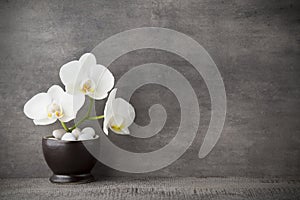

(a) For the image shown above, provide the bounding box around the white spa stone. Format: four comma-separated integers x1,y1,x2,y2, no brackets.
52,129,66,139
61,132,76,141
81,127,95,137
77,127,96,141
77,133,94,141
71,128,81,139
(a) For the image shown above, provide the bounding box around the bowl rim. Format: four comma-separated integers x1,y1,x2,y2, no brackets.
42,135,100,143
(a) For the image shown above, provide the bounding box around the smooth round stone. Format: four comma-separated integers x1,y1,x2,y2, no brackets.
61,133,77,141
78,133,95,141
81,127,95,137
71,128,81,139
52,129,66,139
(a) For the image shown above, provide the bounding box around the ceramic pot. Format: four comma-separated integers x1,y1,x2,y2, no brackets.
42,136,100,184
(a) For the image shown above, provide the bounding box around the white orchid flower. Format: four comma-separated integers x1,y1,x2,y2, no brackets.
23,85,84,125
103,89,135,135
59,53,114,100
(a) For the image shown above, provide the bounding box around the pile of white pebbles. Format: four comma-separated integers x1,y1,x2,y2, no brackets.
51,127,98,141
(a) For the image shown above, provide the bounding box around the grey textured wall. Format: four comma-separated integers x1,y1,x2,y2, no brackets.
0,0,299,178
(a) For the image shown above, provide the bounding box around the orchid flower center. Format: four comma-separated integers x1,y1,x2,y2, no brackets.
47,102,64,119
110,124,125,132
109,117,125,132
80,79,95,94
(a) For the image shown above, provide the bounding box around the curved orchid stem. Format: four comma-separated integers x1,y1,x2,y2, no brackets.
88,115,104,120
60,121,70,132
69,97,104,131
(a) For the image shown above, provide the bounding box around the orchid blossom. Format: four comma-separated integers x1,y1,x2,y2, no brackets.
23,85,84,126
103,89,135,135
59,53,114,101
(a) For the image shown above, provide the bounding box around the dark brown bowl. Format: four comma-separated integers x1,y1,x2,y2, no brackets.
42,136,100,184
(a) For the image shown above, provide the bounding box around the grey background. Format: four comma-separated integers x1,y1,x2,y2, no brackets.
0,0,299,178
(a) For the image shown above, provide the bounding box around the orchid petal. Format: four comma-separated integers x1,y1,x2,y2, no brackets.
65,83,81,95
89,65,114,100
59,60,81,86
24,93,51,120
112,98,135,127
121,127,130,135
79,53,96,71
33,118,56,125
73,94,85,112
109,126,122,134
59,114,75,123
103,121,109,135
105,89,117,111
47,85,65,103
59,93,77,122
103,89,117,135
109,125,130,135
